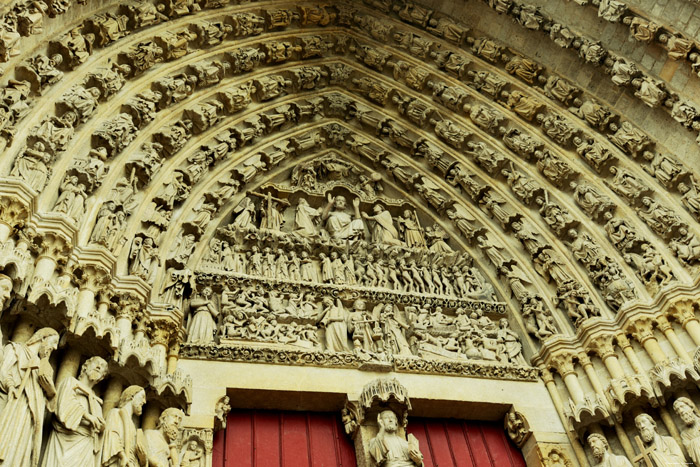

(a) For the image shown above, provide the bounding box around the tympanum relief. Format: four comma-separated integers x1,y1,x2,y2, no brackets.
185,154,525,370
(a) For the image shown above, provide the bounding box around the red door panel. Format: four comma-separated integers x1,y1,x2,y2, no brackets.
219,409,356,466
407,418,526,467
218,411,525,467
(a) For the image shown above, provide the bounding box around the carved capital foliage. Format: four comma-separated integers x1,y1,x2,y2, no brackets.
73,263,111,292
626,318,656,344
36,231,72,262
655,315,672,333
668,299,698,326
0,196,30,230
588,335,616,359
149,318,179,347
549,352,576,377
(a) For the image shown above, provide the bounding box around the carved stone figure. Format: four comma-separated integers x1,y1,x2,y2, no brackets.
633,77,667,108
186,287,218,345
51,27,94,69
11,142,52,191
101,386,147,467
369,409,423,466
634,413,686,466
606,55,640,86
587,433,632,466
571,181,615,221
0,328,59,467
320,297,350,352
363,205,401,246
42,356,108,467
505,55,541,83
322,194,364,242
144,408,184,467
673,397,700,465
607,166,648,202
624,17,659,43
54,176,87,220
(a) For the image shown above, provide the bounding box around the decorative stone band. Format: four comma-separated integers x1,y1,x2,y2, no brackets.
180,343,540,381
195,271,507,315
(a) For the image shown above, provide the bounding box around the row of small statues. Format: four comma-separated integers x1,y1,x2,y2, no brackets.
200,242,494,299
0,327,204,467
227,192,436,249
186,288,524,365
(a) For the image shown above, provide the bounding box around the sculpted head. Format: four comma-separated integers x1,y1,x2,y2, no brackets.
587,433,609,462
158,407,185,441
80,356,108,384
27,327,59,358
673,397,699,426
120,385,147,415
635,413,657,443
378,410,399,434
334,195,347,209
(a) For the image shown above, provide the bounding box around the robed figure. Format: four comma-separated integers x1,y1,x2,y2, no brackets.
634,413,686,466
369,410,423,467
587,433,632,467
186,286,218,345
673,397,700,465
363,205,401,246
101,385,147,467
42,356,108,467
0,328,60,467
320,297,350,352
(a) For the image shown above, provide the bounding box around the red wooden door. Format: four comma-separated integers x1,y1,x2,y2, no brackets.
214,411,526,467
408,418,527,467
213,409,357,467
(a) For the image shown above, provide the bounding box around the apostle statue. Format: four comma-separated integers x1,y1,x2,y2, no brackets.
634,413,686,466
321,194,364,241
369,409,423,466
101,385,148,467
144,407,185,467
673,397,700,465
362,205,402,246
587,433,632,467
42,356,109,467
0,327,59,467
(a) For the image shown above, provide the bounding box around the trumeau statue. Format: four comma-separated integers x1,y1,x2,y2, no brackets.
0,328,59,467
369,409,423,466
587,434,632,467
634,413,686,466
101,385,148,467
42,356,108,467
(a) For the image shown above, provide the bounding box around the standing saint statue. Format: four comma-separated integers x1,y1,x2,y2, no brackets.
369,409,423,466
144,407,185,467
101,385,148,467
321,194,364,241
587,433,632,467
673,397,700,465
634,413,686,466
42,356,109,467
0,327,60,467
186,286,218,345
